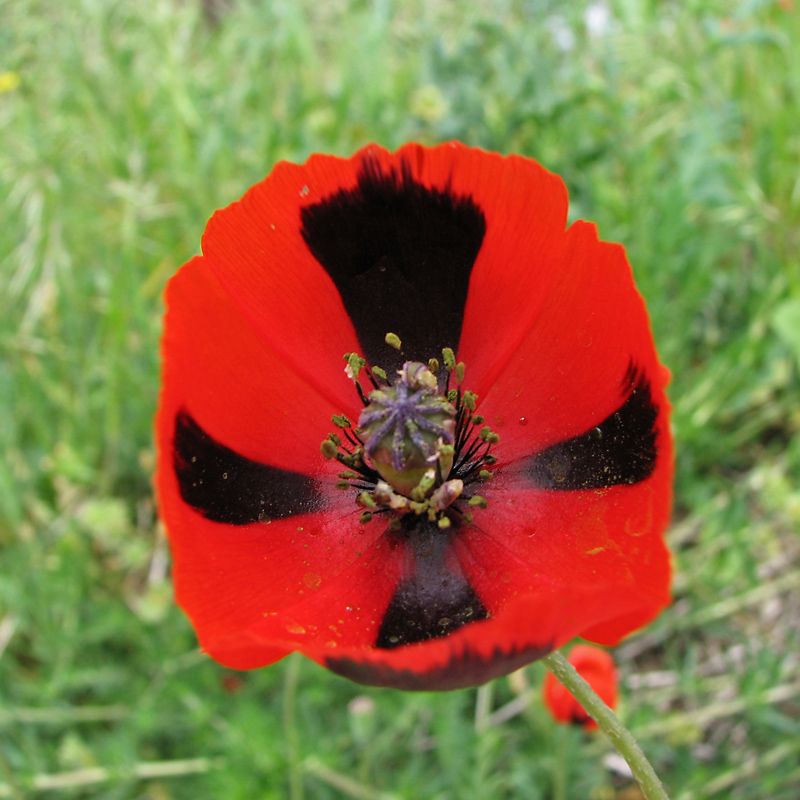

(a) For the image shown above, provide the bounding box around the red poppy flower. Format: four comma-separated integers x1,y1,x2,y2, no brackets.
543,644,618,730
155,142,673,691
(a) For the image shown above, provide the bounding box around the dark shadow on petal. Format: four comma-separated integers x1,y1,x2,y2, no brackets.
326,640,553,691
300,152,486,373
173,410,323,524
376,518,488,649
525,366,659,490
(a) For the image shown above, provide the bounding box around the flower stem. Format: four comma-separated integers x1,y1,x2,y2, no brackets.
542,650,670,800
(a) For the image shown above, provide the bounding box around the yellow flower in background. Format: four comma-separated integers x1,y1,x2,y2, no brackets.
0,72,21,93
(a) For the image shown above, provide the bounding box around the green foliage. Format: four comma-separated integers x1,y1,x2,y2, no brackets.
1,0,798,797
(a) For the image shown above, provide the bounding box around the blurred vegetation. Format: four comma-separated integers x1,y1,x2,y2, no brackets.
1,0,799,798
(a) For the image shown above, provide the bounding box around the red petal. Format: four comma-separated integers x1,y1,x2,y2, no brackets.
200,529,406,671
456,456,672,648
453,150,569,391
200,158,366,405
157,256,360,472
467,221,669,465
156,258,383,650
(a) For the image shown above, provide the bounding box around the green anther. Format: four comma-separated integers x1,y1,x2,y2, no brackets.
357,491,377,510
359,511,373,524
427,507,437,522
338,471,359,479
372,366,387,383
335,480,350,490
442,347,456,371
479,469,493,481
463,512,474,524
456,362,466,383
479,426,500,444
468,495,488,508
411,486,427,502
438,516,451,529
320,440,338,460
428,357,439,373
332,414,351,428
447,389,458,403
472,414,484,425
438,444,455,462
462,391,477,411
328,433,343,446
484,455,498,466
385,332,402,350
418,470,436,494
345,352,366,376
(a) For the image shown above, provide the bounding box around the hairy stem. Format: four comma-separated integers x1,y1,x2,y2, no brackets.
542,650,670,800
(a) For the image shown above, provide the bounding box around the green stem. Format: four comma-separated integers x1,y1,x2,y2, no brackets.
542,650,670,800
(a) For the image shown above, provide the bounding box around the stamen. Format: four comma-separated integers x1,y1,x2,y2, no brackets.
442,347,456,371
385,332,402,350
320,440,338,460
322,345,501,530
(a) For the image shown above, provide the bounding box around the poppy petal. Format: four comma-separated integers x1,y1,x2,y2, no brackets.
300,144,486,373
157,257,389,646
173,410,320,524
454,460,672,648
467,221,669,468
194,499,664,690
372,519,489,649
201,143,490,386
157,256,360,474
524,366,658,490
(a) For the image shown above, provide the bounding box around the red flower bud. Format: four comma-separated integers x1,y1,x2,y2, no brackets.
543,645,618,730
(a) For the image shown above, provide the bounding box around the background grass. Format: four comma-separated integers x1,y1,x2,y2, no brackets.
1,0,799,797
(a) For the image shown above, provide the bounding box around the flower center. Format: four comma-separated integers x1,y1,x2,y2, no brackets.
359,361,456,495
321,335,498,529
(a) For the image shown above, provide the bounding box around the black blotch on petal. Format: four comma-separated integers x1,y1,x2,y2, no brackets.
375,518,488,649
525,367,659,490
326,641,553,692
173,410,322,524
300,152,486,373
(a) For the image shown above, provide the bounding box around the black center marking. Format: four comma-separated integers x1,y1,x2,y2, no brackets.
525,366,659,490
326,641,553,691
300,153,486,373
173,410,323,524
375,518,488,649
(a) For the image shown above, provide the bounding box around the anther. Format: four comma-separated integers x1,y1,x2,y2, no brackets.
320,440,338,460
385,332,402,350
